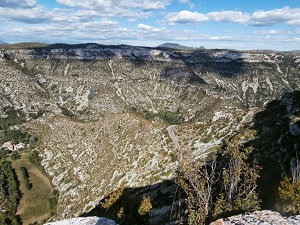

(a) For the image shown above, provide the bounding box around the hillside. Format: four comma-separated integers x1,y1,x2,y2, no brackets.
0,43,299,224
157,43,205,50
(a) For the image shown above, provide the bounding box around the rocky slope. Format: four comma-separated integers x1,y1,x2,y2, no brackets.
0,43,299,222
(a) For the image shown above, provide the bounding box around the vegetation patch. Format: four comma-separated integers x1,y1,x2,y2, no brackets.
12,157,53,225
20,166,32,190
130,107,183,125
0,107,26,130
0,159,22,224
0,128,31,146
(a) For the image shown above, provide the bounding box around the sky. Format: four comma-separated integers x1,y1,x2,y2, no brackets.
0,0,300,50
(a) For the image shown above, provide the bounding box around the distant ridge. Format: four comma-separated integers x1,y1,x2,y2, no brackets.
0,41,7,44
157,42,205,50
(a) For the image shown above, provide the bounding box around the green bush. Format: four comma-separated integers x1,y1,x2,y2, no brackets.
1,129,31,146
0,160,21,219
158,110,183,125
0,107,26,130
48,190,59,213
20,166,32,191
10,151,21,161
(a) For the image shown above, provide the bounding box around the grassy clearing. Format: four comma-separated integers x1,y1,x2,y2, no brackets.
12,156,53,225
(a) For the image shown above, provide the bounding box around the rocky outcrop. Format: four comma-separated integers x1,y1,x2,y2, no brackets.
281,92,300,137
210,210,300,225
44,217,118,225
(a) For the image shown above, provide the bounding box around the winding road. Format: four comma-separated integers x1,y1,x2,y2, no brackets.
166,125,180,149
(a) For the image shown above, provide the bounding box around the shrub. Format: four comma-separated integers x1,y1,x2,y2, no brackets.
138,196,152,216
176,137,261,224
278,177,300,214
101,185,124,209
20,166,32,190
10,151,21,161
48,190,59,213
0,107,26,130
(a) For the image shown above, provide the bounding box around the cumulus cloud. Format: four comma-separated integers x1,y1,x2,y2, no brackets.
56,0,112,10
137,23,166,32
165,10,208,25
0,6,51,23
0,0,36,8
137,23,152,30
207,11,250,23
165,10,247,25
249,6,300,26
55,0,161,20
57,0,170,11
3,18,125,44
165,7,300,26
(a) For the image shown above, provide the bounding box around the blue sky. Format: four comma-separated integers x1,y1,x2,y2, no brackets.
0,0,300,50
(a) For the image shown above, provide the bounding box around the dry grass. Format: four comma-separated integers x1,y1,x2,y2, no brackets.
12,156,53,225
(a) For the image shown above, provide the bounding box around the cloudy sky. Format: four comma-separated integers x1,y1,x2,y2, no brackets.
0,0,300,50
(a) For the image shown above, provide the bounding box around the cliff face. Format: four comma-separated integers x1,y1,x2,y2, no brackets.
0,43,299,220
1,44,299,119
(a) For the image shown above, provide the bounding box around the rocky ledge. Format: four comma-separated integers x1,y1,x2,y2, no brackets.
44,216,118,225
210,210,300,225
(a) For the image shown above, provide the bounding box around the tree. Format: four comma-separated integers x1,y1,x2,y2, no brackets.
213,138,260,218
10,151,21,161
175,137,261,224
176,155,217,224
278,157,300,214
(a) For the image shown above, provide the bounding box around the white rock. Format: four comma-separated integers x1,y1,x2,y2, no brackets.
44,216,118,225
210,210,300,225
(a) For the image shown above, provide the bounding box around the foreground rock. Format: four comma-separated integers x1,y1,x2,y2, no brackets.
44,216,118,225
210,210,300,225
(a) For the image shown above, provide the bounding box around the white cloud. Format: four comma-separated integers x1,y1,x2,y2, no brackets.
56,0,112,10
208,11,250,23
290,28,300,34
254,30,282,35
165,7,300,26
136,1,170,10
165,10,248,25
165,10,208,25
177,0,194,7
0,6,51,23
3,19,125,44
249,6,300,26
56,0,157,20
0,5,121,24
137,23,166,32
56,0,170,10
0,0,36,8
137,23,152,30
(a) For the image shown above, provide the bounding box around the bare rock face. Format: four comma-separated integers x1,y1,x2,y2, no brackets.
44,216,118,225
281,92,300,137
210,210,300,225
